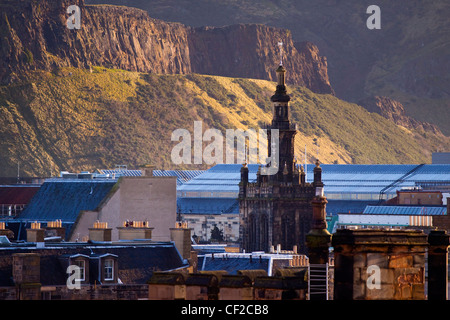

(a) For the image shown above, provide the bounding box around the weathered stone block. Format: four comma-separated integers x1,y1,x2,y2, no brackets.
352,282,365,300
413,254,425,267
390,245,409,254
411,283,425,300
366,283,395,300
367,253,388,268
353,267,360,282
353,254,366,268
389,255,413,268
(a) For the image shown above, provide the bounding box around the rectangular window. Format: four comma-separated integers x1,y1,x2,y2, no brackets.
104,259,114,281
74,259,85,281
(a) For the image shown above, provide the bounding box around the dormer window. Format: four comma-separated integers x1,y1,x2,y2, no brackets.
90,253,118,284
60,254,90,286
73,259,86,282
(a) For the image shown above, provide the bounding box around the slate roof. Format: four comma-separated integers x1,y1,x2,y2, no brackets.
326,200,378,215
200,254,270,275
17,180,117,222
0,241,187,286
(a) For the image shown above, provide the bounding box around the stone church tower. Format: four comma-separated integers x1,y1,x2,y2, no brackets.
239,62,324,254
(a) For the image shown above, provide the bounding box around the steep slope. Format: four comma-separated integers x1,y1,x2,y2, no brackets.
0,0,333,94
89,0,450,135
358,96,442,135
188,25,333,94
0,68,447,177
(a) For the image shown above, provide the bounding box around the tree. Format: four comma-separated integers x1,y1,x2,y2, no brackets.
210,225,224,242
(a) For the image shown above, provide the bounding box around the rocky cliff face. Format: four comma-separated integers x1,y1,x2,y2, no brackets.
0,0,333,94
0,0,191,80
188,25,333,93
358,96,442,135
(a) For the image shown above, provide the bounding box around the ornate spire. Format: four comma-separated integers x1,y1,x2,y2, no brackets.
271,42,290,103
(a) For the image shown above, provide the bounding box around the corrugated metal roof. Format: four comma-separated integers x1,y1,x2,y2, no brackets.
99,169,204,185
363,205,447,215
153,170,204,185
178,164,450,196
100,169,142,177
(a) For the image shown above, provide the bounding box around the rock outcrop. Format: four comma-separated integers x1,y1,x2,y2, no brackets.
188,25,334,94
0,0,333,94
0,0,191,80
358,96,442,135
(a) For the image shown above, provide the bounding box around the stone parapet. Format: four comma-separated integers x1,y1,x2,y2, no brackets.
332,228,428,300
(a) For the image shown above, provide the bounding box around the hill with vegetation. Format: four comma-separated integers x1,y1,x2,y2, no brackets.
86,0,450,136
1,67,447,177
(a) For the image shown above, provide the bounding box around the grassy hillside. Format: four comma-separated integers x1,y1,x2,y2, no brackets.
0,67,447,177
86,0,450,135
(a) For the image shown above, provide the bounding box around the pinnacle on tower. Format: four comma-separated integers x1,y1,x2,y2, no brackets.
271,64,290,103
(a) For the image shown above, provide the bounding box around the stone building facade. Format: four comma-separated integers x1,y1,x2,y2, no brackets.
70,174,177,242
239,63,323,254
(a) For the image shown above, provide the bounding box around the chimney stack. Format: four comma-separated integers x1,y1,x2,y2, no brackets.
45,219,66,241
170,222,192,260
0,222,14,240
26,222,45,243
117,220,153,240
140,164,155,177
12,253,41,300
88,221,112,242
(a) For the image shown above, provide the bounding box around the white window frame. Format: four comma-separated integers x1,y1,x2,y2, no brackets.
73,259,86,282
104,259,114,281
